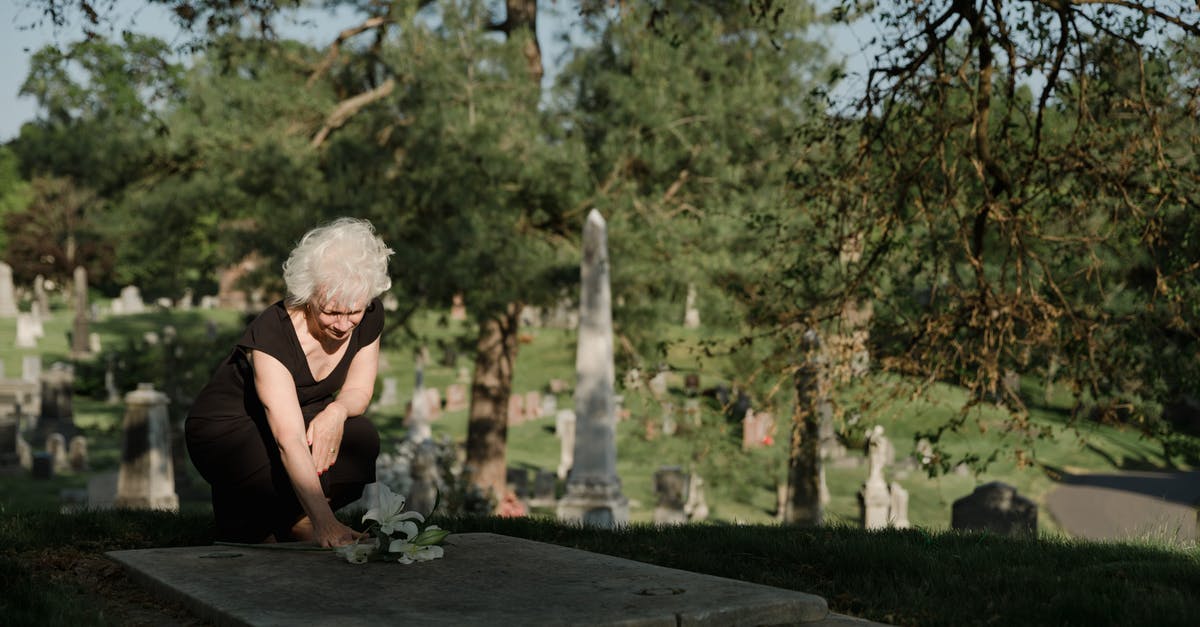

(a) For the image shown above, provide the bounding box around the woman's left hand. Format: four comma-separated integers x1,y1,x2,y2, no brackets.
307,403,349,475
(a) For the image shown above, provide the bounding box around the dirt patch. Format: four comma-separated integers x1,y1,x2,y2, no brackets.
24,549,212,626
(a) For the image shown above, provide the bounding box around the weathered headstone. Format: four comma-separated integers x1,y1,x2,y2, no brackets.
178,288,194,310
742,409,775,450
444,383,468,412
0,262,17,317
33,274,50,317
507,394,526,427
31,451,53,479
15,313,38,348
37,363,75,439
859,425,892,530
524,391,543,420
71,266,90,356
46,432,70,474
648,369,669,400
540,394,558,419
684,472,710,522
115,384,178,510
506,466,530,498
29,303,45,339
661,402,677,436
558,211,629,528
22,356,41,383
406,441,440,517
952,481,1037,536
88,332,102,354
889,481,911,529
530,469,558,507
17,431,32,471
105,357,121,404
555,409,575,480
68,434,89,472
683,283,700,329
119,285,146,315
423,387,442,420
653,466,688,524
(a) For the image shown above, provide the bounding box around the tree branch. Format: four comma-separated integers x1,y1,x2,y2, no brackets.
310,78,396,148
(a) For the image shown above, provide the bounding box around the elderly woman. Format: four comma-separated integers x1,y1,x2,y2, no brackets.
186,218,392,547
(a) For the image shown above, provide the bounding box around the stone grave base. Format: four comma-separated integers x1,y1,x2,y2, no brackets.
108,532,884,626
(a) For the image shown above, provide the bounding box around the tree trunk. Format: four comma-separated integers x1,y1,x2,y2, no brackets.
464,302,522,508
786,348,826,525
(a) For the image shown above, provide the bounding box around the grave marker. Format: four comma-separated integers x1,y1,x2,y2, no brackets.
0,262,17,317
115,384,178,510
952,481,1037,536
557,211,629,527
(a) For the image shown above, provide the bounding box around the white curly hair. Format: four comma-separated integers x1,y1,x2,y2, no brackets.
282,217,394,309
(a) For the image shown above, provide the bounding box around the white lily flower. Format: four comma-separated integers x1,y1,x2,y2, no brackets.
363,483,426,535
388,539,445,564
334,537,380,564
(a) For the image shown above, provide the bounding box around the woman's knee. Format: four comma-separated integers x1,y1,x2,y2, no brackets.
342,415,380,459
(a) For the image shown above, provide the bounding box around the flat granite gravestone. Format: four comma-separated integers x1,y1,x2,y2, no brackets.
107,533,858,627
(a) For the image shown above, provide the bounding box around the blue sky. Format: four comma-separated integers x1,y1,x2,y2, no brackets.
0,2,869,143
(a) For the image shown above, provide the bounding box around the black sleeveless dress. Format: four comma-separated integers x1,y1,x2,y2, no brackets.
185,299,383,542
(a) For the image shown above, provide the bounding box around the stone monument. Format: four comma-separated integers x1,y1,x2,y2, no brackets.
406,357,432,443
0,262,17,317
555,408,575,480
115,384,179,511
71,266,90,356
952,481,1037,536
683,283,700,329
858,425,893,529
557,210,628,527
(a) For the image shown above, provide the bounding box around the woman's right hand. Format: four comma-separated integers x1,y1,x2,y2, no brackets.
311,518,361,548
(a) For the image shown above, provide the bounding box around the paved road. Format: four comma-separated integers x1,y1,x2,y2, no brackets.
1044,470,1200,543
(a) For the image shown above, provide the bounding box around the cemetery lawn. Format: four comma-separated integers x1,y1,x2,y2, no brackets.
1,509,1199,627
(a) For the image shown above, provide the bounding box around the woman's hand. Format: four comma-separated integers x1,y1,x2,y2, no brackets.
309,517,362,548
307,402,349,474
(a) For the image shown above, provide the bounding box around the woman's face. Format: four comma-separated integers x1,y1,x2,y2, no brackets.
311,296,366,342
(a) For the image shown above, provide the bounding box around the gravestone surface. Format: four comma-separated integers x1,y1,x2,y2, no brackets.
952,482,1037,536
683,283,700,329
530,469,558,507
558,210,628,528
108,533,843,627
37,363,75,440
859,426,892,530
15,313,37,348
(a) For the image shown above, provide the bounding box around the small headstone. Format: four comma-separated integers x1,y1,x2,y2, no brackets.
540,394,558,418
444,383,468,412
199,295,218,309
684,472,710,522
742,410,775,449
889,481,910,529
457,366,471,383
423,387,442,420
29,303,45,339
529,469,558,507
88,333,102,354
143,331,160,345
46,432,70,474
68,435,89,472
104,358,121,404
507,394,526,427
547,378,570,394
15,313,37,348
524,391,542,419
951,481,1037,536
506,467,530,498
653,466,688,524
0,262,17,317
661,402,677,436
17,432,32,471
119,285,146,315
178,288,194,310
555,409,576,480
115,384,178,510
38,364,75,439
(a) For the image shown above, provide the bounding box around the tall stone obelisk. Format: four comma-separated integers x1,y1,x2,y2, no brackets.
557,209,629,527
